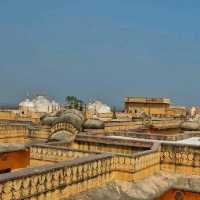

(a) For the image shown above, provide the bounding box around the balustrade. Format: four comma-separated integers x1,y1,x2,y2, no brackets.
161,144,200,167
0,154,112,200
30,145,100,162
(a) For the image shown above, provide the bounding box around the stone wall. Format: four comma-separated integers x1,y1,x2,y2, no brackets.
111,150,160,182
0,142,199,200
0,146,162,200
0,154,113,200
0,124,29,144
30,144,100,165
74,134,152,155
0,121,78,144
161,143,200,176
104,119,182,132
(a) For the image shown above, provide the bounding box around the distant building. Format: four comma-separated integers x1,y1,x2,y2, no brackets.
87,100,111,114
124,97,170,116
124,96,186,117
166,106,186,117
19,96,61,114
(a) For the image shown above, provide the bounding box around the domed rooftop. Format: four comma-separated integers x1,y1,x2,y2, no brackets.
83,119,105,129
41,109,85,131
181,121,200,131
19,99,34,108
50,130,75,143
19,95,61,113
88,100,111,114
61,109,85,121
40,116,58,126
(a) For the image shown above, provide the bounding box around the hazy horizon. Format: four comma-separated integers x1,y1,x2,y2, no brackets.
1,1,200,108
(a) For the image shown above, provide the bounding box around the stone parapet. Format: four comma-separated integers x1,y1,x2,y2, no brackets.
161,143,200,167
0,153,113,200
30,144,101,163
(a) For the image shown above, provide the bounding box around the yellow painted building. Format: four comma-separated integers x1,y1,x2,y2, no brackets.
0,109,42,123
166,106,186,117
124,97,171,116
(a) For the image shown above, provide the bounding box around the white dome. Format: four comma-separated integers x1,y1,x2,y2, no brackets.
19,96,61,113
19,99,34,108
88,100,111,114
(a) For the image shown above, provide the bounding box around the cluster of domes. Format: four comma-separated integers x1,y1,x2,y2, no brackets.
41,109,105,143
41,109,105,130
19,96,61,113
41,109,85,131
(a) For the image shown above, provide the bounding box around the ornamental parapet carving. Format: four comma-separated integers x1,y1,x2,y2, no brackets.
0,153,112,200
30,144,101,162
0,140,199,200
161,143,200,167
112,150,160,173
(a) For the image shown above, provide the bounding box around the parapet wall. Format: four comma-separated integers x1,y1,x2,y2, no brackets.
161,143,200,167
104,119,182,132
74,134,152,155
0,142,199,200
161,143,200,176
0,123,29,143
30,144,100,165
0,153,113,200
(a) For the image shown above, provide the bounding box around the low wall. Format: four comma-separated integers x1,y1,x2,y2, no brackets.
28,126,50,140
0,146,161,200
30,144,100,165
74,135,152,155
0,141,199,200
161,143,200,167
0,124,29,144
0,154,113,200
161,143,200,176
105,121,142,132
112,150,160,181
104,119,182,132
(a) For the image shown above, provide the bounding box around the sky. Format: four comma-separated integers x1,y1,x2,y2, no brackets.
0,1,200,108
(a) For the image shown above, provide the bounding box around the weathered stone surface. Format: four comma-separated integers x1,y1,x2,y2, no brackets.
83,119,105,129
181,121,200,131
65,172,200,200
50,130,75,143
41,116,58,126
41,109,85,130
53,109,85,131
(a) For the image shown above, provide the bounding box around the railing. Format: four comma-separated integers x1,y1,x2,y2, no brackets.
0,154,112,200
161,143,200,167
0,143,162,200
112,150,160,173
30,144,100,162
0,124,28,138
76,134,153,148
1,141,199,200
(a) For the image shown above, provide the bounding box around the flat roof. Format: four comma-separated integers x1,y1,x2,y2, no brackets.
124,96,171,104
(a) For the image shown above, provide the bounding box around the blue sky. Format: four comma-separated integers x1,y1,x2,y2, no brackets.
0,1,200,108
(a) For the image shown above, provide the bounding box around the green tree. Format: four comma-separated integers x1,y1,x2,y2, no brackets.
65,96,84,111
